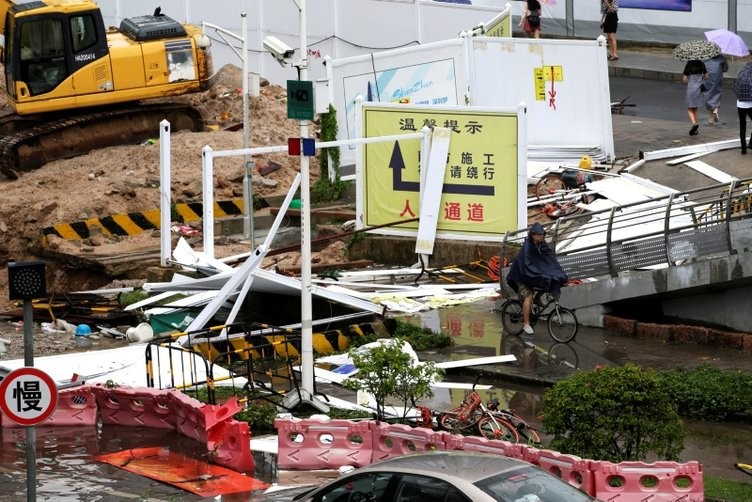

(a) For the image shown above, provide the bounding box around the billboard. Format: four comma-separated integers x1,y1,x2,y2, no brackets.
358,103,527,241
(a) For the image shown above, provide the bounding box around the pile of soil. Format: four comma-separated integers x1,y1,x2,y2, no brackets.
0,64,348,313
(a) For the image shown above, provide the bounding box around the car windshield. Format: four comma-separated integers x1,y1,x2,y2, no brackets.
474,465,594,502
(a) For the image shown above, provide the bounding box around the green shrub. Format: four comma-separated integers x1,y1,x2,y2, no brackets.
312,104,347,203
658,364,752,421
343,337,444,422
393,319,453,351
542,364,685,462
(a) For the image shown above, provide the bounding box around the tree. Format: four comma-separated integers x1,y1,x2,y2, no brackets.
542,364,685,462
342,338,444,422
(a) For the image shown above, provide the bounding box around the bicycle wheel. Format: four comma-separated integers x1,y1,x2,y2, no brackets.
478,416,520,443
501,299,524,335
534,174,566,200
548,307,578,342
440,409,482,431
518,426,542,446
548,342,579,369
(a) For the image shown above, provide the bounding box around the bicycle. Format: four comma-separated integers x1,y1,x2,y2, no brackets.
501,290,578,343
486,397,542,445
439,386,520,443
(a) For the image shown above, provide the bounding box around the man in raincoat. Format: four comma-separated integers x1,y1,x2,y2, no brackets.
506,222,568,334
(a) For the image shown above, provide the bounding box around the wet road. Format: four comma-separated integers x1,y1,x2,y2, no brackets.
1,297,752,500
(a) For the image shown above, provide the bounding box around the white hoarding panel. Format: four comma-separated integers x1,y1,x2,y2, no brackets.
470,37,614,160
330,39,468,167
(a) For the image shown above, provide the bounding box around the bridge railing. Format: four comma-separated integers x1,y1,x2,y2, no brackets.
501,176,752,281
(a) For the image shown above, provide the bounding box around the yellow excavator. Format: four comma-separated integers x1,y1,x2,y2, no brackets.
0,0,214,178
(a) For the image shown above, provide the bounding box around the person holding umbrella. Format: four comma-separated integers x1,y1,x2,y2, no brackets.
683,59,708,136
734,61,752,154
703,53,728,124
674,40,722,136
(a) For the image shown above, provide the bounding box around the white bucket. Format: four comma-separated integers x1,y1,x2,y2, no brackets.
126,323,154,343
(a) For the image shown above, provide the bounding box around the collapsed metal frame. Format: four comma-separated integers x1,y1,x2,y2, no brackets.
501,176,752,281
144,322,325,407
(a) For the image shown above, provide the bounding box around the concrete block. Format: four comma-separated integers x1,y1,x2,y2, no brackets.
636,322,671,341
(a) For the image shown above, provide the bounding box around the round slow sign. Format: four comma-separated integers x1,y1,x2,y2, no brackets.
0,367,58,426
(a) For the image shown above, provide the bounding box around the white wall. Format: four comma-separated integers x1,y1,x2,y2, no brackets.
328,35,614,166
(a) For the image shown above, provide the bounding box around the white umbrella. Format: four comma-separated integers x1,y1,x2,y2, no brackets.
673,40,722,62
704,29,750,57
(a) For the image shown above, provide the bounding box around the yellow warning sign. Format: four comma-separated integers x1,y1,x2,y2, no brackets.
361,104,520,237
534,65,564,101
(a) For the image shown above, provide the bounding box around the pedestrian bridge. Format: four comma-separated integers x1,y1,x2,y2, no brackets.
501,176,752,332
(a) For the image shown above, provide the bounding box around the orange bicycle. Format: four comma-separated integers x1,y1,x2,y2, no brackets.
439,385,520,443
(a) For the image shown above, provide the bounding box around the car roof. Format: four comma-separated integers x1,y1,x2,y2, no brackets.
356,451,528,483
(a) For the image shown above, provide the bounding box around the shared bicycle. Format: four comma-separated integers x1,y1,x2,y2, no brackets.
438,384,541,445
500,290,578,343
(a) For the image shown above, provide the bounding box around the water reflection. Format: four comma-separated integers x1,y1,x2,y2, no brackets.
0,425,214,501
1,297,751,499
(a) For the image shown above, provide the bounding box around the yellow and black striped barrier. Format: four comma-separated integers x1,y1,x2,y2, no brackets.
188,321,383,364
39,198,245,246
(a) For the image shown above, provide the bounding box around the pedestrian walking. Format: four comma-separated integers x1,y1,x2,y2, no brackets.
734,61,752,154
683,59,708,136
703,54,728,124
519,0,542,39
601,0,619,60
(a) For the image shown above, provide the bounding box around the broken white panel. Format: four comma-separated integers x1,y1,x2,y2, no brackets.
684,160,737,184
583,176,671,207
641,139,738,161
666,151,710,165
172,237,235,274
415,128,451,255
435,355,516,369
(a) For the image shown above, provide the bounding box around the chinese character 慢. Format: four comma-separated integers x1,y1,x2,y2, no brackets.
12,380,42,413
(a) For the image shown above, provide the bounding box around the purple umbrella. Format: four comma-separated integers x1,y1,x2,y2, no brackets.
704,29,750,57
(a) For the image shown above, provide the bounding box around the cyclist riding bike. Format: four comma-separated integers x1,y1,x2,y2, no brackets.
506,222,568,335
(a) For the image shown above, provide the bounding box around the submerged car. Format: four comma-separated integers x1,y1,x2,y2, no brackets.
258,450,598,501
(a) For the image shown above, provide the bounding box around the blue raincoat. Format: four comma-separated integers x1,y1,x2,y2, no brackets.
506,222,568,298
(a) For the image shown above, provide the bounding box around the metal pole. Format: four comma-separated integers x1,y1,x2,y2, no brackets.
241,11,255,243
23,299,36,501
298,0,314,396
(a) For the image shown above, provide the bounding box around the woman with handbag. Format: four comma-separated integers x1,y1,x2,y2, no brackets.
683,59,709,136
519,0,542,39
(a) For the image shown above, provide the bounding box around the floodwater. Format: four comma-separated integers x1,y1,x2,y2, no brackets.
1,299,751,500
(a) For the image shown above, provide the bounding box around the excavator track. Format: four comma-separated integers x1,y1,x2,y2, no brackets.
0,103,204,179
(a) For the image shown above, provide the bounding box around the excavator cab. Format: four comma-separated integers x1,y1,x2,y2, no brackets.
1,0,212,115
6,7,107,97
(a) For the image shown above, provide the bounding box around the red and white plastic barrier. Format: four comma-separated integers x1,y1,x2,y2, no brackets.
90,385,174,429
370,423,447,462
208,419,254,473
275,417,374,469
443,432,521,459
590,460,704,501
273,418,707,500
524,447,594,495
1,386,98,428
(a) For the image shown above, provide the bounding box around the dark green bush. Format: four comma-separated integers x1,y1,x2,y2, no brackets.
542,363,685,462
658,364,752,421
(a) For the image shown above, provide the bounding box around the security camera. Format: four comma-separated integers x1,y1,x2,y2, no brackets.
263,36,295,63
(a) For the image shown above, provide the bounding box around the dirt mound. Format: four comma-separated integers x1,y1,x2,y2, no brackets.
0,64,325,309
